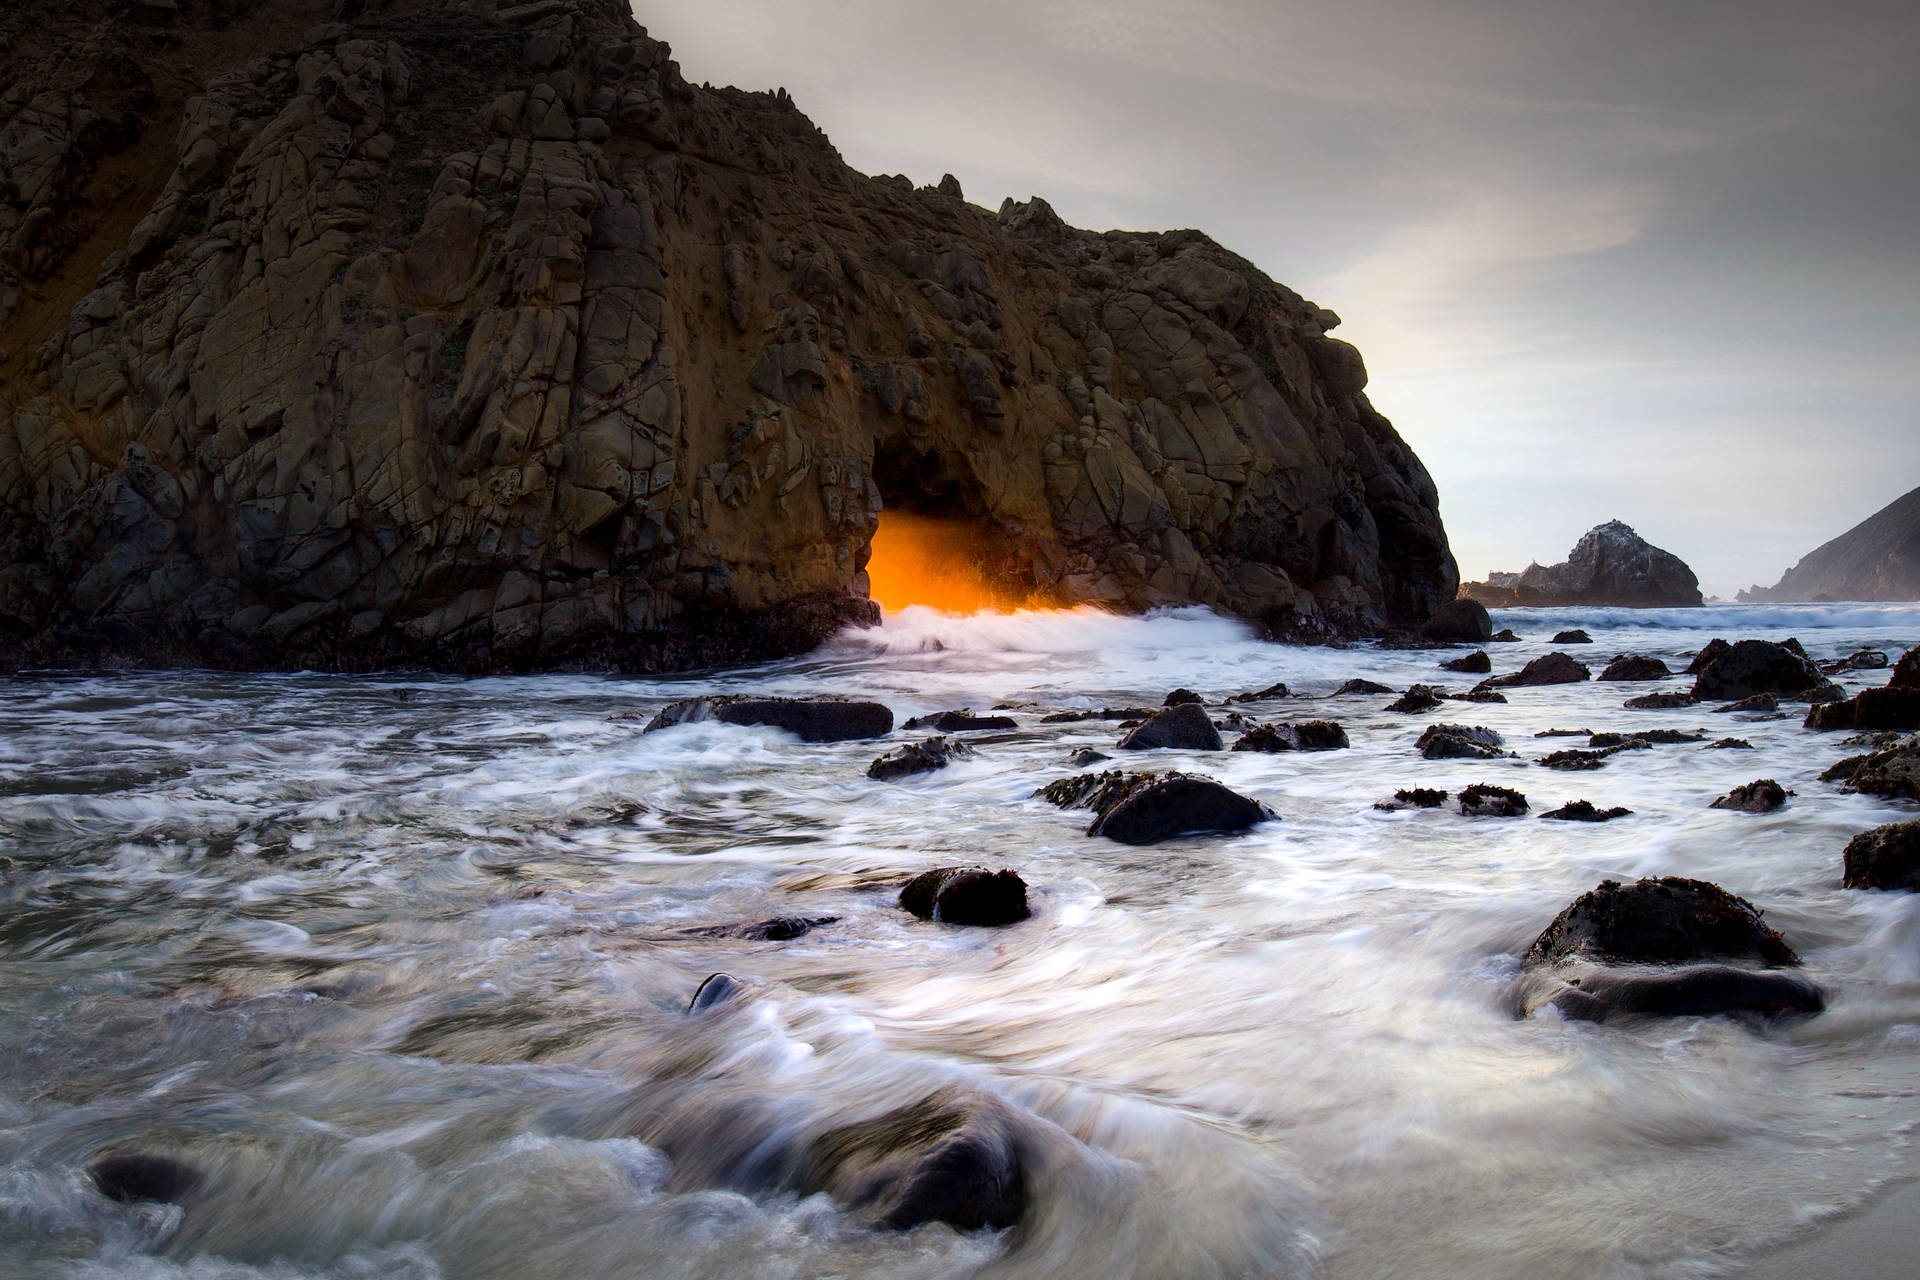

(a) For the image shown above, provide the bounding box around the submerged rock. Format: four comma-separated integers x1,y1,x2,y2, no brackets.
1706,738,1754,750
1598,655,1671,681
1116,702,1224,751
87,1153,203,1206
804,1094,1027,1232
684,917,838,942
1842,820,1920,891
1336,678,1395,695
1553,629,1593,645
1822,650,1890,674
647,697,894,742
1529,965,1824,1022
1710,779,1790,813
868,736,977,781
1234,721,1349,752
1457,784,1528,816
1540,800,1632,822
1375,787,1449,811
1386,684,1445,713
1441,650,1492,674
901,710,1018,732
1538,748,1613,771
1690,640,1830,702
1087,775,1271,845
899,867,1030,925
1477,652,1591,690
689,973,747,1013
1524,877,1799,968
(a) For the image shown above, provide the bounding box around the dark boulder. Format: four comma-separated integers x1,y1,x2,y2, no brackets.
1422,598,1493,643
805,1096,1026,1232
1598,655,1671,681
868,736,977,781
1706,738,1754,750
1710,779,1790,812
1418,723,1506,760
1037,769,1150,813
1386,684,1445,713
647,696,895,742
1162,688,1205,707
1529,965,1823,1022
689,972,746,1013
1086,775,1271,845
1375,787,1449,811
1804,684,1920,732
1715,693,1778,714
1821,650,1889,674
1541,800,1632,821
1591,729,1703,747
1442,650,1492,674
1478,652,1591,690
1685,638,1731,675
1116,702,1224,751
902,710,1018,732
1067,748,1112,767
1625,691,1699,709
1690,639,1828,702
1234,721,1349,752
87,1153,203,1206
899,868,1030,925
1896,646,1920,688
1457,784,1528,816
1523,877,1798,968
1336,678,1394,695
1490,629,1522,642
1842,820,1920,891
1229,682,1291,702
1553,629,1593,645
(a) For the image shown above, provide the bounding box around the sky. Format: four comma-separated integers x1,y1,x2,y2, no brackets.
641,0,1919,598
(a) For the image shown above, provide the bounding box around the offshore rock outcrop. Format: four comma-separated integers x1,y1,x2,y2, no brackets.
1461,521,1701,608
0,0,1456,673
1740,484,1920,602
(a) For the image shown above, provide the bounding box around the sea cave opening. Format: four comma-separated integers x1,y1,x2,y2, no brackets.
863,441,1049,615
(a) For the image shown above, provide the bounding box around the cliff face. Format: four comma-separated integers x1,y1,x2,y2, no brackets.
1461,521,1701,608
0,0,1457,673
1740,485,1920,603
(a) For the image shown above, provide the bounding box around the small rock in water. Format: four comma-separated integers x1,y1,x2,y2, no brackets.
1715,693,1778,714
1457,784,1527,816
1442,650,1492,674
1539,748,1612,771
1524,877,1799,967
1598,655,1671,681
1088,775,1272,845
1710,779,1790,813
688,972,746,1013
1116,702,1223,751
684,916,838,942
1233,720,1349,752
1553,629,1593,644
1448,688,1509,703
87,1153,203,1206
1374,787,1449,811
1821,649,1889,674
1418,723,1505,759
1336,678,1394,695
646,696,894,742
1540,800,1632,822
1162,688,1205,706
1068,748,1111,767
901,709,1018,732
1536,965,1823,1023
1842,819,1920,891
867,736,977,781
1041,706,1157,723
1591,729,1704,747
1386,685,1445,713
1624,691,1699,709
1536,728,1593,738
899,867,1030,925
806,1095,1026,1232
1705,737,1754,750
1490,629,1522,642
1478,652,1591,689
1229,681,1291,702
1804,683,1920,732
1691,639,1829,702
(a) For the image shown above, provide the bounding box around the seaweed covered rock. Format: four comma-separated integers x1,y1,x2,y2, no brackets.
1116,702,1223,751
1386,684,1445,713
899,867,1030,925
1842,820,1920,891
868,736,977,781
1524,877,1798,968
1418,724,1507,760
647,696,894,742
1456,784,1527,816
1625,691,1699,709
1710,779,1790,813
1234,721,1349,752
1375,787,1449,811
1540,800,1632,822
1823,735,1920,802
1685,639,1732,675
1590,729,1703,747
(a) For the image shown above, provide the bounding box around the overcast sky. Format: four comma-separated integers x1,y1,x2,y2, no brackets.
642,0,1918,598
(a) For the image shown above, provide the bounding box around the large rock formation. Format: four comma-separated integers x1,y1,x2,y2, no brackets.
1739,484,1920,603
0,0,1456,673
1460,521,1701,608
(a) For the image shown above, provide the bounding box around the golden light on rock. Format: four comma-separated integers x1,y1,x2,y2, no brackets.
865,512,1048,614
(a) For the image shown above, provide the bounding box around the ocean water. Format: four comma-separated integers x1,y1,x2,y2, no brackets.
1,603,1917,1280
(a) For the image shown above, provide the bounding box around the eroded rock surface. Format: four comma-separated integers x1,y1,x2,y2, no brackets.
0,0,1456,672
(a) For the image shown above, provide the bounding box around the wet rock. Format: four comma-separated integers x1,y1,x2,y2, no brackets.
1823,736,1920,802
1088,775,1271,845
1804,684,1920,732
1374,787,1449,811
1591,729,1704,747
1539,749,1612,771
1234,720,1349,752
1336,678,1394,695
1386,684,1445,713
1418,723,1507,760
685,917,838,942
805,1094,1026,1232
1162,688,1205,706
1524,877,1799,968
1441,650,1492,674
1037,769,1148,813
1821,649,1889,674
648,697,895,743
689,972,746,1013
1598,655,1671,681
1624,691,1699,709
1537,728,1593,738
899,867,1030,925
1457,784,1528,816
1710,779,1790,813
1541,800,1632,822
1447,688,1509,704
1553,629,1593,645
87,1153,203,1206
1041,707,1156,723
868,736,977,781
1067,748,1112,767
1477,652,1591,690
1690,639,1829,702
1685,638,1732,675
1530,965,1823,1022
1490,629,1522,643
1116,702,1224,751
902,710,1018,732
1229,682,1291,702
1421,599,1493,643
1842,820,1920,891
1715,694,1778,714
1706,738,1754,750
1214,710,1257,733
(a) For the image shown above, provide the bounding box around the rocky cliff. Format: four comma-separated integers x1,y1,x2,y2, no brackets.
0,0,1457,673
1461,521,1701,608
1739,484,1920,603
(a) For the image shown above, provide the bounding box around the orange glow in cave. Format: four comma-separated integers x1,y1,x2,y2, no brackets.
864,512,1047,615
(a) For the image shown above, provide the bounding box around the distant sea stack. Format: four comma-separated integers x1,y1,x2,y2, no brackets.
1461,521,1702,608
0,0,1455,674
1739,485,1920,603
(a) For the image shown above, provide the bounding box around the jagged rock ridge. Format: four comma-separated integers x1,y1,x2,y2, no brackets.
1739,484,1920,603
1461,521,1701,609
0,0,1456,672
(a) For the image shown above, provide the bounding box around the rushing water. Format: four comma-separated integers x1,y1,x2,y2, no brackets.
2,604,1919,1280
